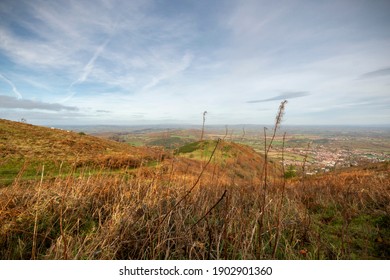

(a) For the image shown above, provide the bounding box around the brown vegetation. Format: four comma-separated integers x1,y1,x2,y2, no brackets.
0,117,389,260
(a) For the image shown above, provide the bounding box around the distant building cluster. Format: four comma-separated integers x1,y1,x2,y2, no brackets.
281,145,389,174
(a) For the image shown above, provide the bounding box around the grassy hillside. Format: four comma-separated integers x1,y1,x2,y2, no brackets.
0,119,389,260
176,140,282,185
0,119,163,185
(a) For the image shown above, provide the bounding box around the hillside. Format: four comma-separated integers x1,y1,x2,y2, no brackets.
0,119,279,187
175,140,282,185
92,128,200,149
0,119,164,184
0,118,164,160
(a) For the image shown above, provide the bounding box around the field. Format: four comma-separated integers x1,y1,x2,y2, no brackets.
0,119,389,259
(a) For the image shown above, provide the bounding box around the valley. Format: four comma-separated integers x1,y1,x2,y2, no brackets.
84,124,390,174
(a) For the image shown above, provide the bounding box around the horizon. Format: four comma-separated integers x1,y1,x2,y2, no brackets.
3,118,389,130
1,0,390,126
54,123,390,128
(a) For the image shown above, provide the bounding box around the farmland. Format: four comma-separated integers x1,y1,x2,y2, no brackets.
86,124,390,174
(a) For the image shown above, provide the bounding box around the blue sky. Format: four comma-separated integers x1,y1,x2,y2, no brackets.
0,0,389,126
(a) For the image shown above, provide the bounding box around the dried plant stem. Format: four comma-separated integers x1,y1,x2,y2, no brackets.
189,189,227,231
200,111,207,141
301,141,312,197
156,139,221,230
259,100,287,258
32,164,44,260
241,126,246,142
272,132,287,258
229,129,234,142
223,125,228,140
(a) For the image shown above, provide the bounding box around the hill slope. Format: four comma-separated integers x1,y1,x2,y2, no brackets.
0,119,275,187
0,119,163,183
175,139,282,185
0,118,163,160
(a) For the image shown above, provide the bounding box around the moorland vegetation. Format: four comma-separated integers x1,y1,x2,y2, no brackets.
0,103,388,259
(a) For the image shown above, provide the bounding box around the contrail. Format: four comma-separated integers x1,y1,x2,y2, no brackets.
71,37,111,87
0,73,23,99
63,37,111,102
142,52,193,92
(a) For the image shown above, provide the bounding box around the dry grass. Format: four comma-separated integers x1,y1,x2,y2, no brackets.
0,153,388,259
0,117,389,260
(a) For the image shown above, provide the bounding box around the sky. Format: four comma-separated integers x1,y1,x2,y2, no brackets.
0,0,389,126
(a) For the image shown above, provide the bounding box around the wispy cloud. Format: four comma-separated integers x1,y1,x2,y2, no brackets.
63,37,112,102
71,37,111,87
0,73,23,99
0,25,78,69
0,95,78,111
247,91,309,103
141,53,193,91
359,67,390,79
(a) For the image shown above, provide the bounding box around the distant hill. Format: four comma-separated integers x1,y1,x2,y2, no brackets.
174,139,283,185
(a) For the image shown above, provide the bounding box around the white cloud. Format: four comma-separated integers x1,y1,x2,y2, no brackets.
141,52,193,91
0,26,77,69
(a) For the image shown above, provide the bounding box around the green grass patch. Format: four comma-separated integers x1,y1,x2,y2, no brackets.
176,140,234,162
177,141,202,154
307,202,390,259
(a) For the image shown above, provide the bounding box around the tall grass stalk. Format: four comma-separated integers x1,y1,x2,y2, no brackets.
259,100,287,257
32,164,44,260
272,132,287,258
200,111,207,141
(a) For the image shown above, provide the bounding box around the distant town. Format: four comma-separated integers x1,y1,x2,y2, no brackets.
282,144,389,174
